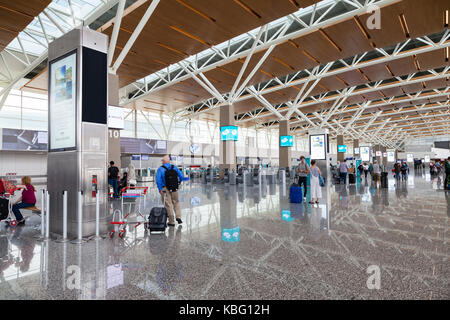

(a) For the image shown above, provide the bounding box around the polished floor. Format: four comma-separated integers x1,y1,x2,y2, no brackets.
0,170,448,300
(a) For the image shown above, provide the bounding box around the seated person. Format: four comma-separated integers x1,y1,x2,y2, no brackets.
118,172,128,195
12,176,37,226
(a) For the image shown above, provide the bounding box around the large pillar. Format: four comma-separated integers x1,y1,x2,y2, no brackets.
337,135,345,162
108,73,121,168
47,27,108,237
353,139,359,157
219,104,236,178
375,144,382,164
279,119,291,169
382,146,387,168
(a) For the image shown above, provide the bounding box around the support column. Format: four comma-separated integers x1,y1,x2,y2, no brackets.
382,146,387,168
353,139,359,157
375,144,382,164
108,73,121,168
337,135,345,162
219,104,236,178
279,120,291,169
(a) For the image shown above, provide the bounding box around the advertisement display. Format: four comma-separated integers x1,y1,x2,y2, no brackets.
376,151,382,156
407,154,414,162
120,138,167,154
383,152,387,157
338,145,347,153
424,155,430,163
220,126,238,141
387,151,395,162
309,134,326,160
49,51,77,151
354,147,360,154
2,129,47,151
360,146,370,162
108,106,125,129
280,135,293,147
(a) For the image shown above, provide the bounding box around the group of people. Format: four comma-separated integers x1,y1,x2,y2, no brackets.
356,161,382,186
393,161,409,181
108,155,185,227
0,176,37,226
296,156,322,205
108,161,137,199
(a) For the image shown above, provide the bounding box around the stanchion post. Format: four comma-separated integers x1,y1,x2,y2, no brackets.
63,190,68,241
45,191,50,239
40,189,45,238
72,191,85,244
95,190,100,240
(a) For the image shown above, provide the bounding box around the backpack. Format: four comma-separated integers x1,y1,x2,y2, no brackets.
161,165,179,192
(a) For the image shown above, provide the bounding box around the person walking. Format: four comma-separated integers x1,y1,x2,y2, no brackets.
309,160,322,205
372,160,381,188
296,156,310,199
108,161,120,198
394,162,401,180
363,163,369,180
127,163,137,188
445,157,450,190
339,160,348,184
156,155,186,227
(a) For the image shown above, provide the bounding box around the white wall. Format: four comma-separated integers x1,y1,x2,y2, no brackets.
0,152,47,176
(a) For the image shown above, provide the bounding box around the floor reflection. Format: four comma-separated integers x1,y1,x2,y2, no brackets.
0,169,448,299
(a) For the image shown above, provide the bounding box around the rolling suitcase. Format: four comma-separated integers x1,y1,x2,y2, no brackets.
289,184,303,203
147,193,168,233
348,173,356,184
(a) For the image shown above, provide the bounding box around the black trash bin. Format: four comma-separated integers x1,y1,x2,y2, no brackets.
381,172,388,188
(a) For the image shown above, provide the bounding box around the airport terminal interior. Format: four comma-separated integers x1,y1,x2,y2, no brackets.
0,0,449,300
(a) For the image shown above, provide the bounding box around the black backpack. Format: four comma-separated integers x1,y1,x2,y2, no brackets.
162,165,179,192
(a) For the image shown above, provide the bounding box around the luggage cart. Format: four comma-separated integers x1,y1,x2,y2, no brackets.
120,186,148,230
0,178,20,227
109,209,127,239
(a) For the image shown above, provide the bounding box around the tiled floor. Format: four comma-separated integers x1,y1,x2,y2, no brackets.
0,169,448,300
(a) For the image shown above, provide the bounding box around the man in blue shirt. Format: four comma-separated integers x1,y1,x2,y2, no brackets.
156,155,185,226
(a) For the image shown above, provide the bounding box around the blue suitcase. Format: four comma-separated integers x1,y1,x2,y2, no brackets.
289,184,303,203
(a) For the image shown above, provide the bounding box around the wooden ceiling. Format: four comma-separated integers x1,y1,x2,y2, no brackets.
0,0,52,51
130,0,449,121
19,0,450,135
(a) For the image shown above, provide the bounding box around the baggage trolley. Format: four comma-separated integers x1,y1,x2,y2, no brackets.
121,186,148,230
109,209,127,239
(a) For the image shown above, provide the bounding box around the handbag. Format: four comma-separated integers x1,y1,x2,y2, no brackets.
9,189,23,205
319,175,325,187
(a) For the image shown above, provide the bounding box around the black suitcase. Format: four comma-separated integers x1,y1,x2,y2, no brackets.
0,198,9,220
348,173,356,184
147,207,168,232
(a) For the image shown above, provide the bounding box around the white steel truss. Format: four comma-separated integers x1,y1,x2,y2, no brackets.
177,30,450,120
120,0,400,105
0,0,120,110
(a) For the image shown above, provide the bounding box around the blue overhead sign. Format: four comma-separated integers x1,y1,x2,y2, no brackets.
280,135,293,147
220,126,238,141
338,145,347,153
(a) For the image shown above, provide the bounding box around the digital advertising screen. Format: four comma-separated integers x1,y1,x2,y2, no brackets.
376,151,382,157
49,51,77,151
338,145,347,153
120,138,167,154
354,147,360,154
407,154,413,162
424,155,430,162
2,129,47,151
220,126,238,141
280,135,293,147
309,134,326,160
387,151,395,162
360,146,370,162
